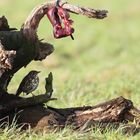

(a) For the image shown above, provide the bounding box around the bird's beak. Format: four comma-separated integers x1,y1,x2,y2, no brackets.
37,71,41,73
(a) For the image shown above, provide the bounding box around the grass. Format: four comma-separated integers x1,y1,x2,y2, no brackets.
0,0,140,139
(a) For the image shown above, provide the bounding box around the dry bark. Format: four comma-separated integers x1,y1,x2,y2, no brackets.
0,42,16,75
22,1,108,40
0,96,139,135
20,97,140,135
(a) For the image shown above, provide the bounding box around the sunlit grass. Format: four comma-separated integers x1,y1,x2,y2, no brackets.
0,124,140,140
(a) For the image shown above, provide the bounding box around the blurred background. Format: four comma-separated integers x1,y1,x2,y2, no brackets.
0,0,140,108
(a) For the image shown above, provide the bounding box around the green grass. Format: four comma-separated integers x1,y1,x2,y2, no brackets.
0,0,140,139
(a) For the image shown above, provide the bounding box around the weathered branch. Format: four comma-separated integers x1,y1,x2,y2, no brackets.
34,41,54,61
0,94,56,115
0,42,16,79
62,3,108,19
47,96,133,126
0,19,54,90
22,1,108,40
15,96,140,134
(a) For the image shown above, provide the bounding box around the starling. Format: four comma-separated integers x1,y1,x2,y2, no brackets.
16,70,40,96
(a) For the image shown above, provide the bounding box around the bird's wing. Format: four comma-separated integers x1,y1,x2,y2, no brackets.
15,74,30,96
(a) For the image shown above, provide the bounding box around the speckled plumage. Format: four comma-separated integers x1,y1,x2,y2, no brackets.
16,70,40,96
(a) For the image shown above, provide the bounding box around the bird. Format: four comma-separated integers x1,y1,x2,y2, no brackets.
16,70,40,96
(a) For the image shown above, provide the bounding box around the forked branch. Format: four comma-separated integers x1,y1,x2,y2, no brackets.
22,1,108,39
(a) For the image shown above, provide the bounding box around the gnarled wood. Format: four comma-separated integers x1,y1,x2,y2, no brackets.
0,1,107,91
0,96,139,135
22,1,108,40
0,42,16,76
0,25,54,91
18,97,140,135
